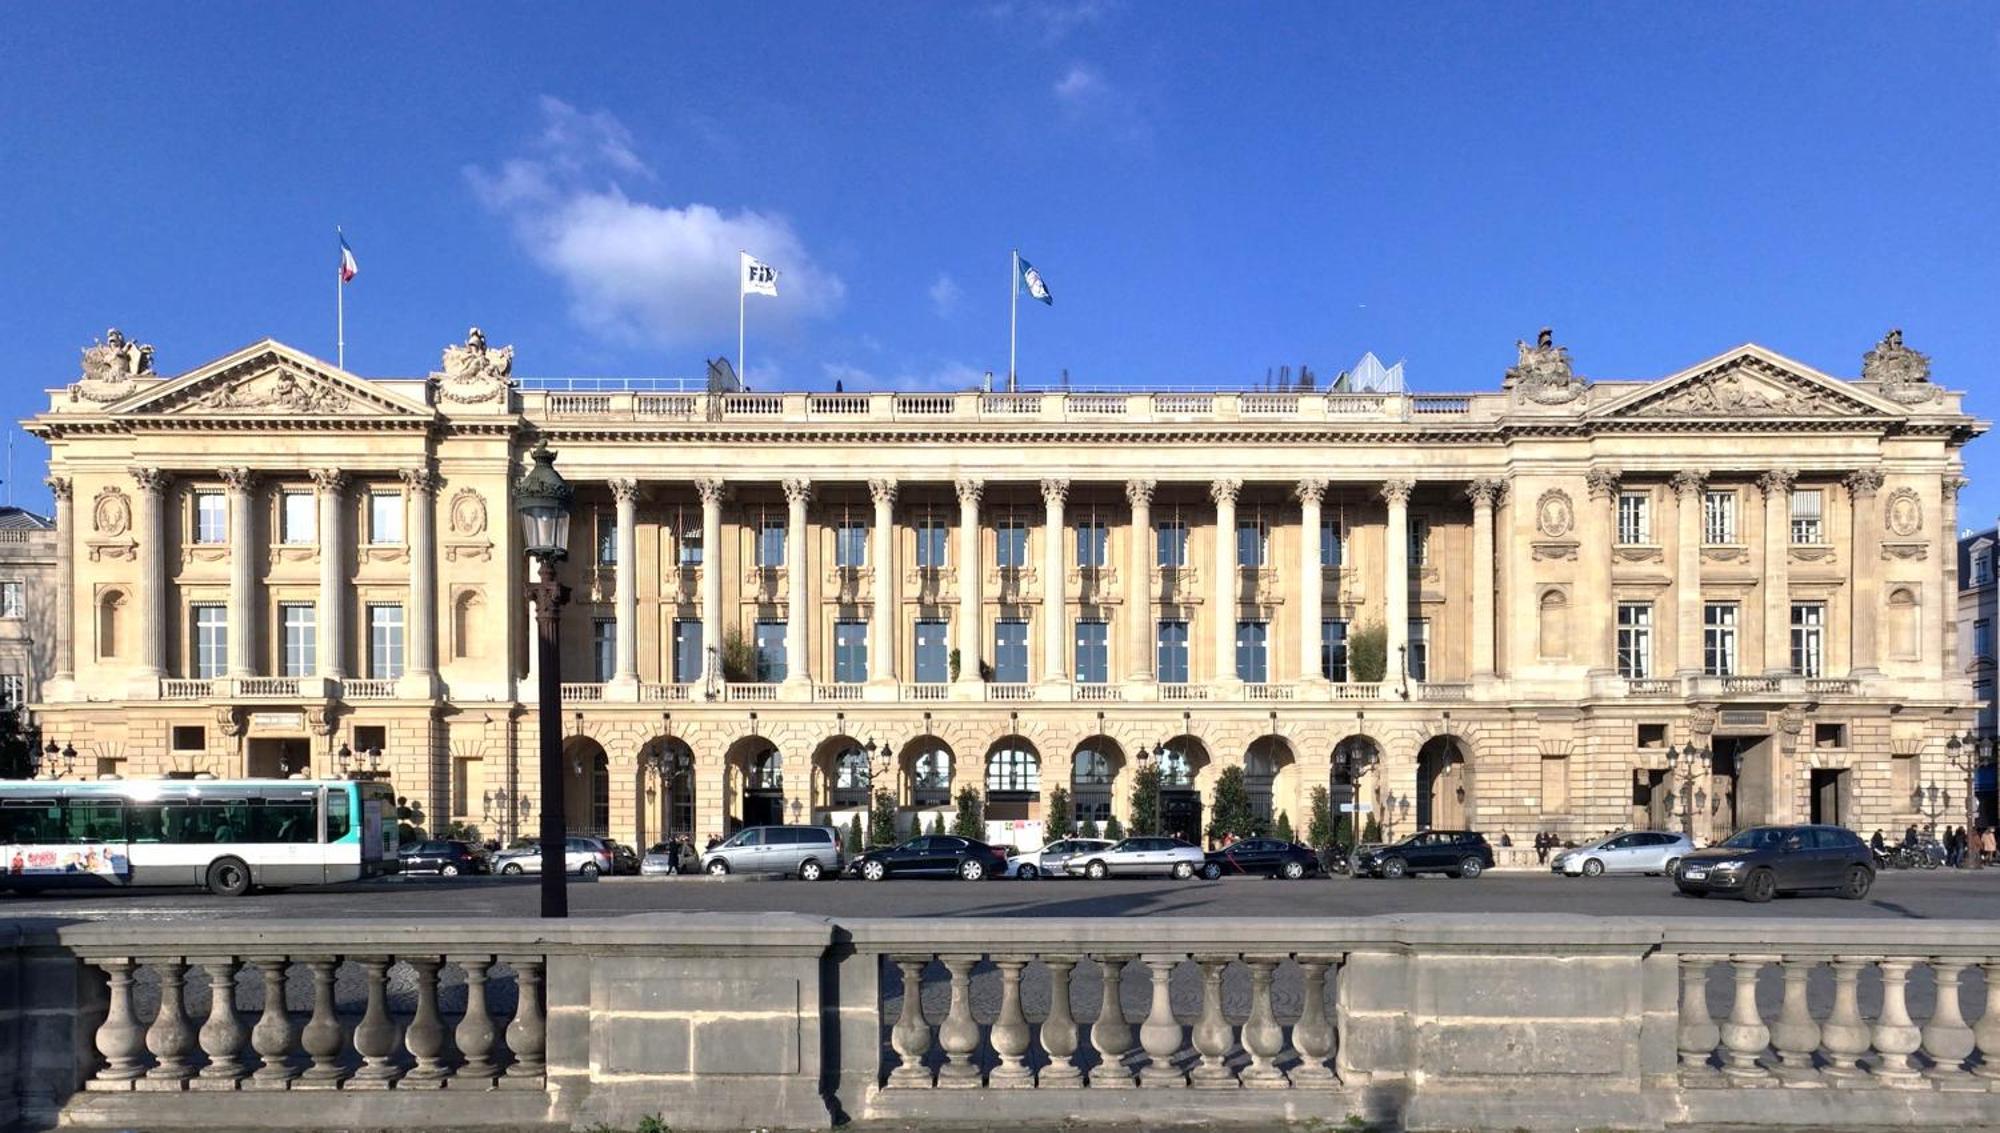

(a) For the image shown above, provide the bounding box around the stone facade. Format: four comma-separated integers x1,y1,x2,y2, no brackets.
23,327,1986,849
0,507,56,718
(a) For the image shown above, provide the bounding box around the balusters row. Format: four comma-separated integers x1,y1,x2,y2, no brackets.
84,954,547,1091
886,952,1342,1088
1678,953,2000,1088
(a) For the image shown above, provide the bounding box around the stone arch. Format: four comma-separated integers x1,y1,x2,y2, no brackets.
984,735,1043,837
1888,586,1920,659
1142,734,1210,844
898,735,955,810
722,734,786,832
1416,734,1472,831
1243,734,1298,827
810,733,873,812
1538,587,1570,659
97,588,127,661
561,735,611,837
636,735,696,848
1070,734,1124,829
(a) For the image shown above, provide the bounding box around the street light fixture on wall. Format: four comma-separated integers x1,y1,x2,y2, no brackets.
515,439,575,919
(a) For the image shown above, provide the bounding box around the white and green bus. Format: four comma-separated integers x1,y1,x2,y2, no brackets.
0,777,399,896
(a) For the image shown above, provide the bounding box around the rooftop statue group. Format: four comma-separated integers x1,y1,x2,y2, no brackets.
1504,326,1587,405
72,328,155,403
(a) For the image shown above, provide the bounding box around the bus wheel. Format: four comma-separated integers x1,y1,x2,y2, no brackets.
206,857,253,898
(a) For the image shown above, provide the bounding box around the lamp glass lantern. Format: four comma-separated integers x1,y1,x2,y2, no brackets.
514,440,575,560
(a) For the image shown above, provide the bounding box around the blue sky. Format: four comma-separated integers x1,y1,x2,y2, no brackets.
2,4,1995,521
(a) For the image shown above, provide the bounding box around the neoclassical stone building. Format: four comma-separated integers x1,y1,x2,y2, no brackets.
25,326,1984,851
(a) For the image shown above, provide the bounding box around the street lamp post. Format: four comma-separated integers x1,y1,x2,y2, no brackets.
1665,742,1710,841
35,740,76,780
515,440,575,918
1946,732,1986,869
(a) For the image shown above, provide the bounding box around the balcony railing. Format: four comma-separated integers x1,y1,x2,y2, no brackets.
560,682,605,702
815,683,864,702
985,683,1036,702
901,683,948,701
1416,682,1471,702
161,679,214,700
1626,678,1677,695
1719,676,1781,694
1329,681,1382,700
1242,683,1294,701
640,683,691,702
1075,683,1122,702
1159,683,1209,701
236,677,299,697
345,679,396,699
1804,677,1858,696
724,682,779,702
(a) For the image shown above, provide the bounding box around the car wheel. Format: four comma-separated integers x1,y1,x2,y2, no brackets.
501,862,523,875
861,860,887,882
206,856,252,898
1085,860,1109,880
1379,857,1408,880
1744,869,1777,904
1281,860,1306,880
1017,863,1039,881
1840,865,1873,900
1200,862,1223,881
1581,858,1605,878
798,860,823,882
1171,862,1194,880
579,862,601,879
1662,858,1681,877
1458,857,1484,880
959,859,986,881
439,864,460,878
706,860,731,877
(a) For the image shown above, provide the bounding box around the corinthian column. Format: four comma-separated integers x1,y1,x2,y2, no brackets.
221,468,258,680
1381,480,1414,683
1843,469,1883,677
1297,479,1327,682
868,479,897,684
131,468,171,688
1759,469,1796,675
401,469,442,694
46,476,74,690
1211,479,1242,682
1041,478,1069,682
1943,474,1968,676
608,478,640,691
697,478,726,683
1467,479,1502,679
783,478,813,687
311,470,349,681
1671,470,1708,677
1126,479,1156,682
955,478,984,685
1582,467,1620,675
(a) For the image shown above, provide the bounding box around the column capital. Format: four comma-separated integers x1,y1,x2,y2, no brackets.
695,477,728,506
868,477,899,507
217,467,256,494
399,468,444,497
606,477,641,504
1756,468,1797,498
1379,479,1414,507
1040,478,1070,507
1295,478,1328,506
1209,478,1243,506
1585,466,1621,501
1465,478,1504,508
955,478,984,508
130,468,171,495
309,468,349,495
781,477,813,507
1670,469,1709,498
1842,468,1884,498
45,475,72,502
1943,474,1970,501
1124,478,1156,508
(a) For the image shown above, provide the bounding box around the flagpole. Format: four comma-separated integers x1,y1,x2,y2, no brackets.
738,252,747,387
336,226,346,370
1009,248,1019,393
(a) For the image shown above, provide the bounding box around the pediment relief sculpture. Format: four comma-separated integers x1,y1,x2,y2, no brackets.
194,366,351,414
1628,360,1850,418
74,328,156,403
1861,329,1941,406
433,327,516,405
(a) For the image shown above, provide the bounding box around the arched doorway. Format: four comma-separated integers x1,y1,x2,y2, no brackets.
901,738,954,815
1243,736,1296,828
984,737,1042,846
1071,738,1121,832
724,736,786,831
1151,736,1207,845
811,735,874,814
1416,736,1469,830
638,736,696,847
563,737,610,837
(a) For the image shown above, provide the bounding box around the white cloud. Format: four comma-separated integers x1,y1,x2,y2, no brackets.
822,360,989,393
989,0,1116,44
928,273,962,318
1050,62,1150,143
1053,63,1107,104
468,97,844,350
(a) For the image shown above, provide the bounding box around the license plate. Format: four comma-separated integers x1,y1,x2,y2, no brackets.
1682,868,1708,880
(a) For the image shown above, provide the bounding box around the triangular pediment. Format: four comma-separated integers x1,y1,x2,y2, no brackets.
1589,344,1906,422
108,339,431,420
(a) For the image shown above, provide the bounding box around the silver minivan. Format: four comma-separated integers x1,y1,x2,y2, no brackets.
700,825,843,880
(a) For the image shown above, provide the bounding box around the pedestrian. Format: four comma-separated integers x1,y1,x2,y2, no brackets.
705,833,721,852
1870,829,1886,856
1533,831,1551,865
1904,824,1919,849
1983,827,1996,865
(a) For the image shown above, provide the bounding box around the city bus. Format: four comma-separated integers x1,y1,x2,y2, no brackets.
0,777,399,896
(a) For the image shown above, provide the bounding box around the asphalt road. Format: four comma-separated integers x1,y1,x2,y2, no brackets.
8,865,2000,922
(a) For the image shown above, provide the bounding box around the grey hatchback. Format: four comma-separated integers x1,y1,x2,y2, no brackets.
699,825,843,880
1674,824,1873,902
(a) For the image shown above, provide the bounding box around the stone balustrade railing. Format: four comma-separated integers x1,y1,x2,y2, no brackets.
13,914,2000,1132
515,388,1504,425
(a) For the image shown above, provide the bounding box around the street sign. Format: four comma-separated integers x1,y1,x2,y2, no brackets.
1338,803,1374,814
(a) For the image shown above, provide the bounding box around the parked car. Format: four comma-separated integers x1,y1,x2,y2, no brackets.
1201,838,1321,880
1674,824,1874,903
1007,838,1115,879
700,825,843,880
1353,831,1495,879
398,839,488,877
847,835,1008,881
1064,837,1207,880
1552,830,1694,877
492,836,614,878
604,840,641,875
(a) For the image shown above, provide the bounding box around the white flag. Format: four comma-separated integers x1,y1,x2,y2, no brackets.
741,251,778,297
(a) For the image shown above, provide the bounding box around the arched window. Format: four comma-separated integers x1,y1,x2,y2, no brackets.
1538,588,1569,659
749,751,783,791
831,747,871,807
1888,588,1920,660
986,747,1040,793
1073,748,1115,786
1157,749,1194,788
453,590,485,659
913,748,952,806
97,590,126,660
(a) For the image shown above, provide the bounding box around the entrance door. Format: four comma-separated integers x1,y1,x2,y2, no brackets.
1416,739,1467,830
1160,791,1202,845
1633,769,1671,831
247,738,310,779
1709,741,1748,835
1810,768,1849,827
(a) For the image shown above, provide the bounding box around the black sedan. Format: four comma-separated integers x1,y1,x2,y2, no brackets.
847,835,1009,881
398,840,488,877
1674,824,1873,902
1200,838,1321,880
1353,830,1495,879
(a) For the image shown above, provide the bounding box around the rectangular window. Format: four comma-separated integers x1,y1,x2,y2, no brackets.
1320,522,1343,569
282,491,316,544
1541,754,1570,814
756,519,786,568
280,603,315,678
1617,492,1650,545
1235,620,1268,683
592,619,616,683
0,674,23,708
1156,620,1189,683
1076,521,1108,568
1323,618,1349,681
595,510,616,566
833,619,868,683
1407,619,1430,682
368,605,405,680
914,619,949,682
993,619,1028,683
368,492,404,545
835,521,868,568
916,520,948,568
1236,520,1266,568
1156,520,1187,568
192,604,227,679
1075,620,1110,684
1408,517,1429,567
0,582,22,619
194,491,227,544
678,527,704,567
1616,603,1653,680
995,519,1028,569
1790,602,1826,678
1703,603,1739,677
1703,490,1737,544
752,620,787,682
171,725,206,752
673,619,704,683
1790,488,1824,544
1974,549,1994,587
1977,618,1995,661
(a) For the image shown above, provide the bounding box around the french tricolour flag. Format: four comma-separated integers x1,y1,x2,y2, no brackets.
338,232,359,283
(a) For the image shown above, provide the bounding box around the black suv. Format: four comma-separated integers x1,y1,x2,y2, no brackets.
848,835,1009,881
1674,824,1874,902
1354,830,1495,879
398,840,488,877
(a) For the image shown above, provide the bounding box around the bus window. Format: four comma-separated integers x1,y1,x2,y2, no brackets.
325,789,351,842
252,799,317,843
63,800,125,843
126,804,167,843
0,799,60,843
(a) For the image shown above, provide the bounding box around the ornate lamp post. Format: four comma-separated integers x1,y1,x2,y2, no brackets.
515,440,575,918
1665,742,1710,841
1945,732,1986,869
1916,783,1950,832
36,740,77,780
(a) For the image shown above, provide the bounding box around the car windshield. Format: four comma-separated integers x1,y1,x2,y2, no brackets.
1719,827,1787,851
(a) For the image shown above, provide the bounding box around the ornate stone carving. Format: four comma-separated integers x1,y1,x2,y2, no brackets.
74,328,155,403
868,478,898,507
1210,479,1243,506
92,487,132,536
954,478,984,508
1882,542,1929,562
1777,706,1806,736
1757,469,1797,498
1843,468,1884,498
1789,546,1836,563
399,469,443,497
448,489,488,537
1884,488,1922,538
1531,541,1579,562
1633,361,1844,418
1124,479,1156,508
215,707,244,739
1585,467,1622,501
1614,545,1665,563
46,476,72,503
1689,705,1718,736
1040,478,1070,507
1670,470,1708,498
1296,478,1328,506
1464,479,1502,508
1943,475,1969,501
434,327,516,405
1379,479,1414,507
607,478,641,505
695,478,728,507
129,468,170,495
309,469,349,495
1505,327,1587,405
1703,545,1749,563
304,707,336,737
218,468,255,493
1535,489,1574,539
1861,329,1940,405
781,478,813,506
194,368,350,414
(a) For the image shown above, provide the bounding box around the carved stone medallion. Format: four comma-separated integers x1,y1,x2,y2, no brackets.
1884,488,1922,538
1536,489,1574,539
448,488,488,537
92,487,131,537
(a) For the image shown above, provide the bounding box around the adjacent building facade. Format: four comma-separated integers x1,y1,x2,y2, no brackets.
0,507,56,715
1958,523,1998,825
25,326,1984,850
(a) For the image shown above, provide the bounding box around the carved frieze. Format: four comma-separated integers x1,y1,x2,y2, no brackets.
1613,545,1664,563
1631,361,1846,418
1702,545,1749,563
1789,546,1836,564
194,367,351,414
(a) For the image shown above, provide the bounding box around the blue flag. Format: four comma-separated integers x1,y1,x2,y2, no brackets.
1018,257,1053,305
